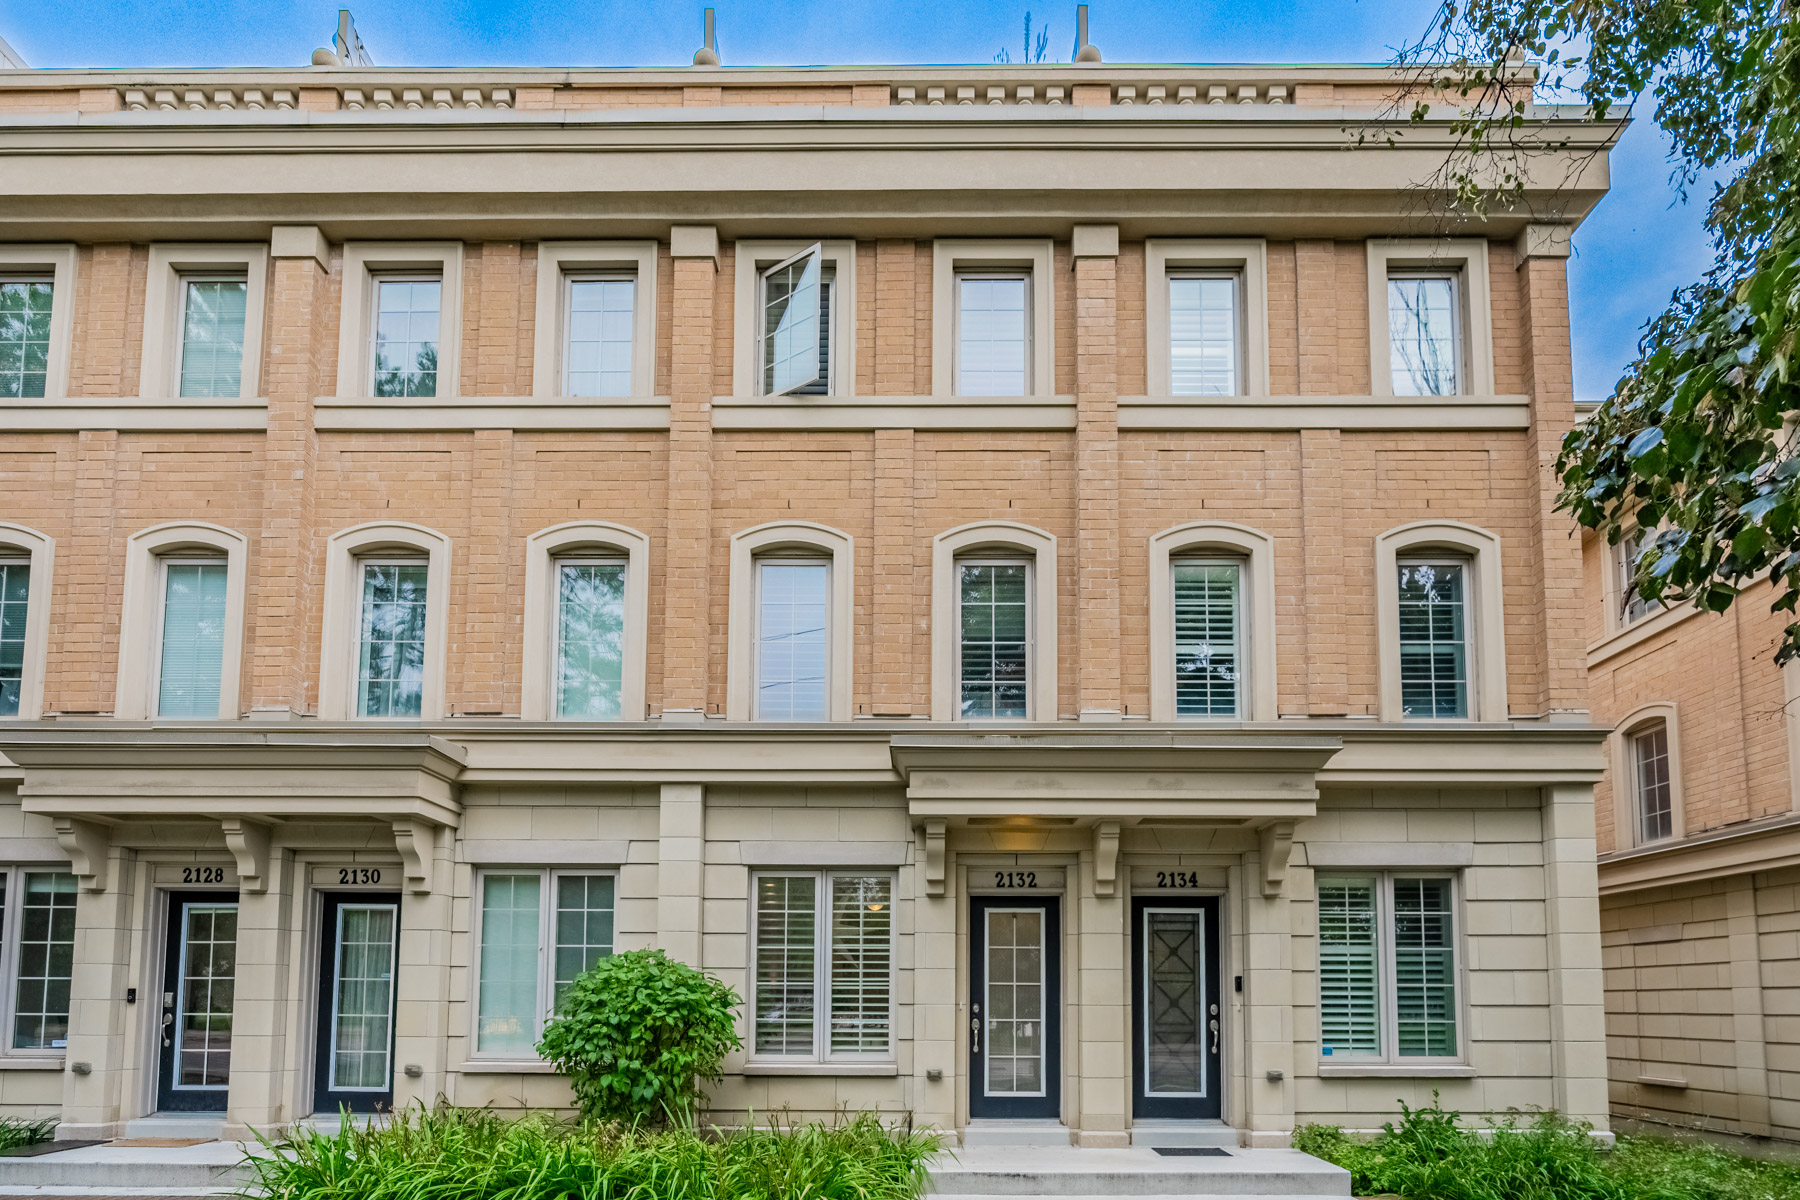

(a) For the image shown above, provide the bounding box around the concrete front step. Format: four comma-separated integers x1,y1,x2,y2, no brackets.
0,1142,252,1193
928,1146,1352,1198
1127,1120,1238,1148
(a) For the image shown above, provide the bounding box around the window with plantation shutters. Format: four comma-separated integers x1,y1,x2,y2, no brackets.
156,559,228,718
752,871,894,1062
1317,873,1462,1063
1172,560,1241,717
0,560,28,718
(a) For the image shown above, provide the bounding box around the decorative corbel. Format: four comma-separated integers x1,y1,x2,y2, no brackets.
923,819,947,897
1093,820,1121,896
220,818,272,894
54,818,110,892
392,819,440,894
1259,820,1295,898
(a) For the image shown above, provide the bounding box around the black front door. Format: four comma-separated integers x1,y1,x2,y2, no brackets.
157,891,238,1113
312,892,400,1115
969,894,1061,1119
1131,895,1222,1119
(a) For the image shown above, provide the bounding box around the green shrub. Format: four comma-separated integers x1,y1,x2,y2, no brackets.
246,1106,941,1200
536,948,742,1126
0,1116,55,1152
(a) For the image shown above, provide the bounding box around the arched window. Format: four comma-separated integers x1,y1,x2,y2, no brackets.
1613,703,1683,847
1148,521,1277,721
114,522,248,720
318,522,452,720
0,523,53,720
931,521,1059,722
728,522,854,721
521,521,650,721
1374,521,1507,722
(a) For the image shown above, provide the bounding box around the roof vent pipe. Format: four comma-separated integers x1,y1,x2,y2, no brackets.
1074,4,1102,63
693,8,720,66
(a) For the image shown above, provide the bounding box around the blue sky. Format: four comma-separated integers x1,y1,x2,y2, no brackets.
0,0,1712,401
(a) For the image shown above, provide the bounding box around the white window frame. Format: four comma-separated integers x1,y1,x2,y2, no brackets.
1611,703,1684,849
469,866,619,1060
149,555,231,720
746,869,897,1064
953,555,1035,722
532,241,658,399
930,521,1059,722
0,523,53,721
1611,527,1665,629
1384,270,1463,397
1146,239,1269,397
335,242,463,399
731,239,857,398
1316,870,1466,1066
365,272,446,398
932,239,1056,398
727,522,854,722
1374,521,1507,723
751,556,833,721
549,554,631,721
114,521,248,721
317,522,452,721
521,521,650,722
0,867,79,1059
1393,554,1475,721
0,246,77,401
1148,521,1277,721
139,244,269,400
1366,238,1495,397
952,270,1033,398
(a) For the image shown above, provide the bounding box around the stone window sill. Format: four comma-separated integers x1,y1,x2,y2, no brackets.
740,1062,899,1076
0,1056,65,1071
457,1060,558,1075
1316,1063,1476,1078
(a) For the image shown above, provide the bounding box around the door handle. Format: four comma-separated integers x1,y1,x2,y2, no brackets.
1210,1018,1220,1054
970,1017,980,1054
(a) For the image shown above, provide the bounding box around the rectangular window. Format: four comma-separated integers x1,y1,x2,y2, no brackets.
555,559,626,719
1319,873,1460,1062
0,278,53,399
1616,529,1660,624
176,276,248,398
1172,559,1241,717
755,560,829,721
1168,273,1239,396
564,275,635,398
1387,273,1461,396
760,246,832,396
1397,560,1469,719
1633,724,1674,843
752,871,893,1061
371,276,441,398
474,869,615,1057
958,561,1030,720
0,561,27,718
156,559,229,719
355,561,428,718
9,871,75,1052
957,273,1029,396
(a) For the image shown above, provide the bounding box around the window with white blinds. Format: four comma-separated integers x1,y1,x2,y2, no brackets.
751,871,893,1061
755,560,830,721
1318,873,1461,1063
176,276,248,399
473,869,615,1059
156,559,228,718
0,561,28,718
1172,559,1242,717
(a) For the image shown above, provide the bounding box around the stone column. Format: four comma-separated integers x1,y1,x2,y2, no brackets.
1241,852,1295,1146
910,827,958,1136
392,825,455,1112
1073,226,1121,722
657,784,705,966
660,227,719,723
1542,782,1609,1126
1073,844,1128,1145
224,837,298,1137
1727,876,1772,1136
58,843,138,1140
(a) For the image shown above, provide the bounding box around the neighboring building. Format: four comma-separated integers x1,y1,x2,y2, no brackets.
1590,538,1800,1142
0,46,1619,1147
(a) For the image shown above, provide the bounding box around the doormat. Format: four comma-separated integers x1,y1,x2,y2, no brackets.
0,1140,105,1157
106,1137,214,1148
1153,1146,1231,1156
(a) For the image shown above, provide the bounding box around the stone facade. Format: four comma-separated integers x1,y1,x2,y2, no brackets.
0,59,1618,1145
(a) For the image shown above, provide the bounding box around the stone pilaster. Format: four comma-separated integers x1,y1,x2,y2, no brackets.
1543,782,1609,1126
392,827,456,1112
224,839,299,1137
58,846,138,1139
657,783,705,966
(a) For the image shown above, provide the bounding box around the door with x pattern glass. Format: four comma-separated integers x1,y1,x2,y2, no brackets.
1131,895,1222,1119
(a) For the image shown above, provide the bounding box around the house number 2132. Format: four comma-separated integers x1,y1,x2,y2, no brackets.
993,871,1038,888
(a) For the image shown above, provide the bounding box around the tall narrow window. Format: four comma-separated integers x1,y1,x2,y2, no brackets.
1168,274,1239,396
1387,274,1460,396
472,869,615,1058
1318,872,1461,1062
0,277,53,399
753,871,893,1061
1633,723,1674,843
176,276,248,398
371,277,441,397
1172,559,1241,717
157,559,229,718
1616,529,1661,624
13,872,75,1051
355,561,428,718
755,560,829,721
1397,561,1469,719
760,246,830,396
958,561,1030,720
957,273,1029,396
564,276,635,398
0,560,27,718
555,560,626,719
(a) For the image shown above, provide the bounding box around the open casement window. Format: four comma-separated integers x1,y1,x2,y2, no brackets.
1172,558,1243,718
1168,273,1241,397
0,559,28,718
759,245,831,397
553,558,627,720
751,871,894,1062
355,559,429,718
1386,273,1462,397
956,272,1031,396
1632,722,1675,843
1396,558,1471,719
370,275,442,398
957,559,1033,720
154,557,229,719
754,558,830,721
0,277,54,399
563,274,636,398
1318,873,1461,1063
473,869,616,1058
